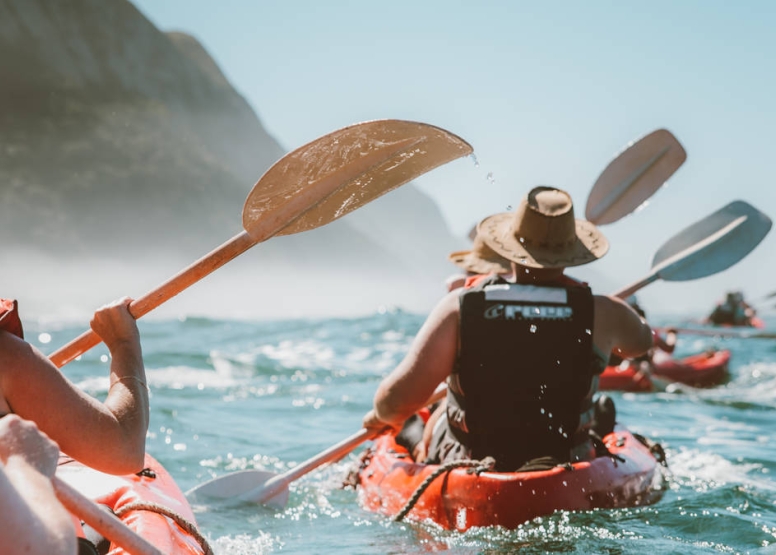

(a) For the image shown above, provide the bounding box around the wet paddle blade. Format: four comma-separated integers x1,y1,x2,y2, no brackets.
186,470,290,509
243,120,473,240
586,129,686,225
651,201,772,282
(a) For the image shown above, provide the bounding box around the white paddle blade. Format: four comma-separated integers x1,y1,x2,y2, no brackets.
586,129,686,225
186,470,277,500
243,119,472,241
651,201,772,282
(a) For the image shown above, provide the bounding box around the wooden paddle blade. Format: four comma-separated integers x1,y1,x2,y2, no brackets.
651,201,772,282
242,120,473,240
186,469,277,500
585,129,686,225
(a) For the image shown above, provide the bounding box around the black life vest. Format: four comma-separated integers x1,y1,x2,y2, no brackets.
446,275,596,469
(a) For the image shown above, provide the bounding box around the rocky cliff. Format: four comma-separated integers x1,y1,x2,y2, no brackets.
0,0,463,318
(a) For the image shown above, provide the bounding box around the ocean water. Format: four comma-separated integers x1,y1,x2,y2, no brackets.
30,311,776,554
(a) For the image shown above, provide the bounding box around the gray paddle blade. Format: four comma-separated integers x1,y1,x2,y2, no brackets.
186,469,289,509
651,201,772,282
586,129,686,225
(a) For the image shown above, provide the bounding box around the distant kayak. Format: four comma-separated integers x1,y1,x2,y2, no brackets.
703,316,764,329
353,427,666,530
599,349,731,392
57,453,208,554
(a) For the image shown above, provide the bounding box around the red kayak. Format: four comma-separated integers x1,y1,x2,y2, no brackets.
57,453,208,554
599,349,731,392
354,428,665,530
704,316,765,329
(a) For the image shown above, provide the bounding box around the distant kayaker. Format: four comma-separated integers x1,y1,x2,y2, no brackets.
363,186,653,472
444,228,514,292
0,414,76,555
0,297,149,475
706,290,756,327
608,296,677,367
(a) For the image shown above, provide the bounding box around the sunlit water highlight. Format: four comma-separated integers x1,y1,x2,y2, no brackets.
32,312,776,554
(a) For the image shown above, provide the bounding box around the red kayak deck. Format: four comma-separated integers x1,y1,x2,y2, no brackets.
356,428,664,530
599,349,731,392
57,453,206,555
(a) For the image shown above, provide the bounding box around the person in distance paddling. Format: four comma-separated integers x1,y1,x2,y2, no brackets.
608,296,678,370
444,227,515,292
363,186,653,471
0,298,149,475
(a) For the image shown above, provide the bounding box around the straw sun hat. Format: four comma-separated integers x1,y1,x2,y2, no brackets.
478,186,609,269
448,233,513,275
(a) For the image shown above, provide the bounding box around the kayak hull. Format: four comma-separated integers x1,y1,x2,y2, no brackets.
57,453,205,555
355,428,664,530
599,349,731,391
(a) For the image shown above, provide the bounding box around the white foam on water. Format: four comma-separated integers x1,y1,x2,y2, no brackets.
76,365,239,393
668,448,776,493
146,365,241,390
210,532,277,554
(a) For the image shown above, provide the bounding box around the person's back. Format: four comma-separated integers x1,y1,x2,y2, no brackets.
363,187,652,471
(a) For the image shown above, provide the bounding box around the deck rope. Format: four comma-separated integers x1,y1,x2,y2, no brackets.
392,456,496,522
114,501,214,555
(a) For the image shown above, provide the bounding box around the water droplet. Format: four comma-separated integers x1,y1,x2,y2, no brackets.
540,408,545,414
470,153,480,167
506,204,512,210
585,329,592,335
38,332,51,344
486,172,496,185
529,324,537,333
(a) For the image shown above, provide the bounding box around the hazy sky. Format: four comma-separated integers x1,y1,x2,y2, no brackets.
130,0,776,316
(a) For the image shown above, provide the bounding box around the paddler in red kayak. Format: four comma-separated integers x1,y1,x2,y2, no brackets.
0,297,149,475
705,290,757,327
363,186,653,471
445,227,514,291
608,296,678,368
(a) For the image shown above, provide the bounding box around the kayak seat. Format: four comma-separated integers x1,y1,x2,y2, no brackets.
78,502,113,555
77,537,100,555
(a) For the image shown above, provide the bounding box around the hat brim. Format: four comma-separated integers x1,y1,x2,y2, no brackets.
448,249,513,275
479,213,609,269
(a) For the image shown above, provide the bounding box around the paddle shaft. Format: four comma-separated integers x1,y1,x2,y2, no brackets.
48,231,256,368
49,164,372,367
658,327,776,340
240,429,372,504
53,477,163,555
611,273,660,300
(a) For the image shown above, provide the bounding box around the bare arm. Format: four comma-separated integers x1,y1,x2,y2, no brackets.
364,291,460,433
0,298,148,474
655,328,677,354
593,295,653,360
0,415,76,555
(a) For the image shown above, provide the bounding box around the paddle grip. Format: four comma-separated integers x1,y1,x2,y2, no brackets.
54,477,164,555
48,231,257,368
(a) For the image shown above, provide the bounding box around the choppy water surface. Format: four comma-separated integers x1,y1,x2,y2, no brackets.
32,312,776,554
